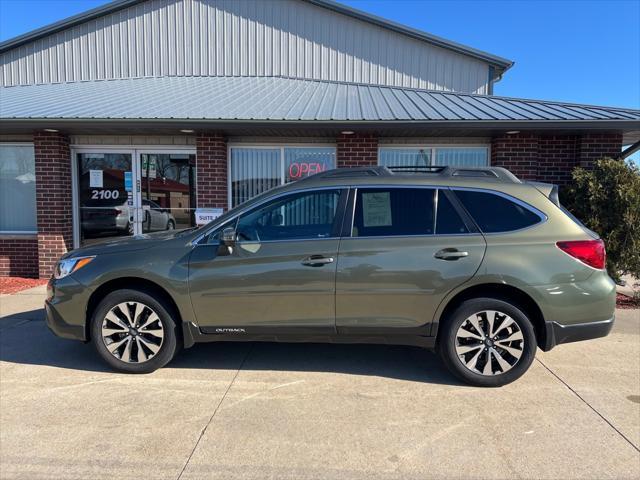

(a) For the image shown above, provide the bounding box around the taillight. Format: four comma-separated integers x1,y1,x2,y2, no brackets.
556,239,606,270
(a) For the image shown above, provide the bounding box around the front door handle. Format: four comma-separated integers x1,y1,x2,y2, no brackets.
301,255,334,267
434,248,469,261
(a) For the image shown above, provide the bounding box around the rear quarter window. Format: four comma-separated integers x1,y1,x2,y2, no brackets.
454,190,542,233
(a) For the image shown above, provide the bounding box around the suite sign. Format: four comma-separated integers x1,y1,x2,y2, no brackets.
195,208,224,225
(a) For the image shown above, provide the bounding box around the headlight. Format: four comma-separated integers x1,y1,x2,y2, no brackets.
54,256,95,279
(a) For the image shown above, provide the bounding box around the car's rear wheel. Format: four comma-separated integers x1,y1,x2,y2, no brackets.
438,298,537,387
90,289,179,373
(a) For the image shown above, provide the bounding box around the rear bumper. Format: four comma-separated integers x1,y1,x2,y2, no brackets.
542,316,614,351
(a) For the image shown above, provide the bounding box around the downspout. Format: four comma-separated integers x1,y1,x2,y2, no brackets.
487,66,495,95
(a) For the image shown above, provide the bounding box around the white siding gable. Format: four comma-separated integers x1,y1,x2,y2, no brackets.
0,0,492,93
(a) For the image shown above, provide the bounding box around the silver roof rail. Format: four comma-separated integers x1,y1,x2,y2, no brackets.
302,165,521,183
385,165,521,183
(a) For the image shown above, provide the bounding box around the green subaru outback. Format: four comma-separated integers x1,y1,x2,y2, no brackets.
45,166,615,387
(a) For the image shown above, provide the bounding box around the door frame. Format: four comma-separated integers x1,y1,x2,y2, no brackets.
70,145,196,248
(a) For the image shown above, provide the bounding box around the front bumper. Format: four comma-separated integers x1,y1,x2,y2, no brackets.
45,300,86,340
45,276,91,342
542,316,614,351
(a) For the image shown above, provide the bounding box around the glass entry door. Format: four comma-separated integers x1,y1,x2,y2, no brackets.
77,151,136,246
76,149,196,246
138,152,196,232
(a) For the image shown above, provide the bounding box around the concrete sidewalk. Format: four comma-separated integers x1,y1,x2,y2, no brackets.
0,288,638,480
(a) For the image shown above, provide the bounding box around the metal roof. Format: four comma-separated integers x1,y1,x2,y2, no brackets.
0,0,513,72
1,76,638,126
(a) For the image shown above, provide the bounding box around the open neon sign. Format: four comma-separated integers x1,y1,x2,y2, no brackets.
288,162,329,179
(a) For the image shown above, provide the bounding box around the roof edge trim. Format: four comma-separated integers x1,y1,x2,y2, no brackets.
0,0,143,52
2,118,638,128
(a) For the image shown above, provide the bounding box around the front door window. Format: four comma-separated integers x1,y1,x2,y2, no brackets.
235,189,341,242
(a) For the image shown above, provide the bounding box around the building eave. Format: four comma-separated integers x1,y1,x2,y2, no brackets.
2,118,638,144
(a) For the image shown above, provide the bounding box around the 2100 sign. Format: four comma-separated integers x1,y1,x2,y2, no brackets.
91,189,120,200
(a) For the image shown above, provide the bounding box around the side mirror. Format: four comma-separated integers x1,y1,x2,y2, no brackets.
221,227,236,247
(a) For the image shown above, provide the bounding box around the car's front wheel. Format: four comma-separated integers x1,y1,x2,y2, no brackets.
438,298,537,387
90,289,180,373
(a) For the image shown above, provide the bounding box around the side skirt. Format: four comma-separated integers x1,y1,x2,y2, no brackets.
182,322,435,349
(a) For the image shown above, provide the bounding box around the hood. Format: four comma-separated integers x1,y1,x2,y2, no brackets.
64,229,194,259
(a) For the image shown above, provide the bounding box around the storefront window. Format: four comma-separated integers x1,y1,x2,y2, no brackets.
229,148,281,207
0,144,36,233
379,146,488,168
284,147,336,183
230,146,336,207
378,148,431,167
435,148,488,167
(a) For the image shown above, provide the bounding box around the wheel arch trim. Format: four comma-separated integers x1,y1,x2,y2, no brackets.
431,282,547,350
85,277,185,345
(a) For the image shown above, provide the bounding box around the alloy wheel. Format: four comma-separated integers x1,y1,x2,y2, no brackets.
454,310,524,376
101,301,165,363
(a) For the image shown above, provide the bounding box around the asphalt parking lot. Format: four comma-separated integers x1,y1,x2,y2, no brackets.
1,286,639,480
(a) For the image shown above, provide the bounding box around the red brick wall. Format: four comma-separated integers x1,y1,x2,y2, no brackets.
196,132,228,210
337,133,378,167
492,132,622,184
34,132,73,278
0,238,38,278
491,133,539,180
579,133,624,168
537,135,580,185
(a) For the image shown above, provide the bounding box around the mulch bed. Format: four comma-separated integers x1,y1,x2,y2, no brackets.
617,293,640,309
0,277,48,295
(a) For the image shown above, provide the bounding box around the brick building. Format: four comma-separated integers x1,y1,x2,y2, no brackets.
1,0,639,278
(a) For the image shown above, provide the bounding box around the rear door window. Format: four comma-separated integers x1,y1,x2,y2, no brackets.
352,188,435,237
453,190,542,233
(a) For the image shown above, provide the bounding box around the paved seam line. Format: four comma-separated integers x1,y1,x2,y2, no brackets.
0,318,35,331
536,358,640,453
175,344,253,480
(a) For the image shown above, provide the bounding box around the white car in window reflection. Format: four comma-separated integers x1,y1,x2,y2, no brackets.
119,200,176,233
83,199,175,237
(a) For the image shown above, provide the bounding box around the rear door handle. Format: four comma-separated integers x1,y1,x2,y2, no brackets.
434,248,469,261
301,255,334,267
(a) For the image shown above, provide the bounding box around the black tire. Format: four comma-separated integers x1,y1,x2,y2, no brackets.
166,219,175,230
438,298,537,387
90,289,180,373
